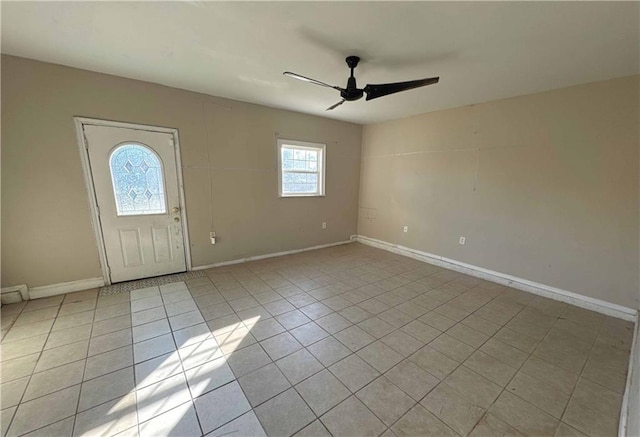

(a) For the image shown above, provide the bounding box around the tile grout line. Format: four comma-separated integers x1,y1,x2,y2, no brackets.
3,295,100,437
205,288,317,435
462,305,551,435
7,293,139,437
392,283,566,429
556,312,607,435
132,283,272,435
3,298,64,437
196,273,486,435
155,284,206,437
209,275,479,435
186,278,350,435
131,288,143,437
70,294,99,437
1,302,30,341
154,275,310,435
395,288,529,436
466,302,601,436
2,245,630,437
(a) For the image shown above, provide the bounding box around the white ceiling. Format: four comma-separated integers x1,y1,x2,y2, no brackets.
2,2,638,124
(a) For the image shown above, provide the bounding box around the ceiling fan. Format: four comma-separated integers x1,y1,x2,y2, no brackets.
283,56,439,111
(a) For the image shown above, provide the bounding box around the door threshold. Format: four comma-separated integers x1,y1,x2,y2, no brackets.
100,270,206,296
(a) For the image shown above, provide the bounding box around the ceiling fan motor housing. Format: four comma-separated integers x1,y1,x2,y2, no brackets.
342,78,364,101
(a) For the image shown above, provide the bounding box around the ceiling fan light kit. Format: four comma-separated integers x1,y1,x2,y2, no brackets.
284,55,439,111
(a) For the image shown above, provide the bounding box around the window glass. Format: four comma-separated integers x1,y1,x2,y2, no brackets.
109,144,167,215
278,140,326,197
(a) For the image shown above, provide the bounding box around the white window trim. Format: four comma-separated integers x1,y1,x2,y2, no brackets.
277,139,326,197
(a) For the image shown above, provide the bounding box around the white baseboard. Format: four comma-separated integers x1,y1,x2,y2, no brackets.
193,239,354,271
5,240,355,299
620,318,640,437
356,235,637,322
1,284,29,303
28,277,105,300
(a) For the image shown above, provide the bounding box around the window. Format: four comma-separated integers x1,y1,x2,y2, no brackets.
109,143,167,215
277,139,326,197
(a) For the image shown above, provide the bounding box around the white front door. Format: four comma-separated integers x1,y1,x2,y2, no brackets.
83,124,187,283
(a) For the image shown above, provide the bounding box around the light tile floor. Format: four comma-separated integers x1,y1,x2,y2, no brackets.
0,243,633,437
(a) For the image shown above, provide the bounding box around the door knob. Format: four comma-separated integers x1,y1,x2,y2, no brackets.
174,217,180,222
172,207,181,213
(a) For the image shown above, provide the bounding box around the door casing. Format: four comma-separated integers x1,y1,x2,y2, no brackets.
75,117,192,285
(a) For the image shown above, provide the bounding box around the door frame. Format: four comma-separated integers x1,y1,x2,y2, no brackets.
74,116,192,285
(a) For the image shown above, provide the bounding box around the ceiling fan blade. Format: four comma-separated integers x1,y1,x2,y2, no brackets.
326,99,346,111
283,72,342,90
364,77,439,101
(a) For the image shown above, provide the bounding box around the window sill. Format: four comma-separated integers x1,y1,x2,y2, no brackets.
279,194,326,198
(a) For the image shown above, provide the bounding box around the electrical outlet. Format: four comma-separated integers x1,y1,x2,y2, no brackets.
403,226,408,233
459,236,466,245
322,222,327,229
210,232,216,245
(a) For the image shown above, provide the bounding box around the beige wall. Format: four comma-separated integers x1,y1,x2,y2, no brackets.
3,54,638,311
359,76,639,309
1,55,362,288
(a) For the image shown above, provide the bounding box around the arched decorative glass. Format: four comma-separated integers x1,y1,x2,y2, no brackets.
109,144,167,216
